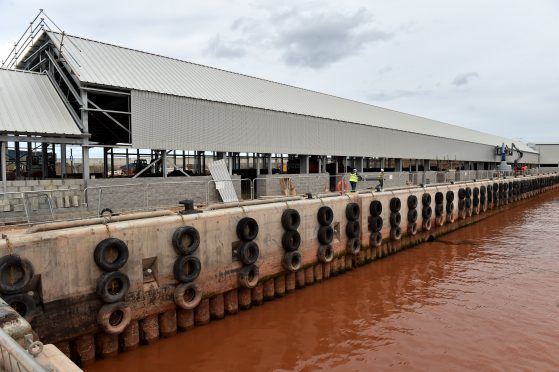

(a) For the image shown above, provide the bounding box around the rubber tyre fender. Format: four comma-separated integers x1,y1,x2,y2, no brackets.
407,222,417,236
389,212,401,227
435,215,445,227
345,221,361,238
0,255,34,295
317,225,334,244
434,203,444,217
317,244,334,263
369,216,383,233
238,265,259,288
3,293,36,320
236,217,259,241
446,191,454,203
369,232,382,248
407,209,418,223
317,206,334,226
94,238,129,272
281,209,301,231
407,195,418,210
172,226,200,255
480,186,486,195
173,255,202,283
282,251,302,272
389,198,401,213
435,192,444,204
97,302,132,335
465,198,472,209
96,271,130,303
446,202,454,213
422,218,432,231
282,230,302,251
345,203,360,221
422,193,432,206
447,213,455,223
422,206,432,220
458,199,465,211
238,241,259,265
473,197,479,207
369,200,383,216
390,227,402,241
174,282,203,309
346,238,360,255
473,187,479,197
458,188,466,199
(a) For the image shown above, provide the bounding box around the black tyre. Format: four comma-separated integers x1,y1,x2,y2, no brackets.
317,206,334,226
172,226,200,255
238,241,260,265
317,225,334,244
466,187,472,197
369,216,383,232
282,230,301,251
407,195,418,210
422,206,432,220
389,198,401,212
369,200,383,216
446,202,454,213
346,238,360,255
435,192,444,204
96,271,130,303
407,209,418,223
422,193,432,206
173,255,201,283
458,188,466,199
407,222,417,236
446,191,454,203
281,209,301,231
458,199,465,210
94,238,129,272
282,251,301,272
465,198,472,209
0,255,34,295
390,226,402,241
238,265,259,288
480,186,486,195
317,244,334,263
369,232,382,247
435,204,444,217
473,187,479,197
390,212,401,227
345,221,361,238
345,203,360,221
3,293,36,319
236,217,259,241
473,197,479,207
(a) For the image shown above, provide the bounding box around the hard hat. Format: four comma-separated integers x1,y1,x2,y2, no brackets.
380,168,384,172
353,169,357,172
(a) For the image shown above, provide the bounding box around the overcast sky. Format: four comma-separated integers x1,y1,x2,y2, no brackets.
1,0,558,143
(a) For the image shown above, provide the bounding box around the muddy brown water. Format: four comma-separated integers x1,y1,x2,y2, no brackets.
87,190,559,371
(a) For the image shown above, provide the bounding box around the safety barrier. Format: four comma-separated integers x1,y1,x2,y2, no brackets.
0,329,48,372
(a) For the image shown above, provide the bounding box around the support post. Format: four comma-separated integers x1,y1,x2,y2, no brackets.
27,142,32,178
162,150,167,178
299,155,309,174
355,157,364,173
322,156,327,173
41,143,48,178
81,90,90,184
267,153,273,175
15,141,21,178
395,158,403,172
60,144,67,179
256,153,260,176
1,141,6,193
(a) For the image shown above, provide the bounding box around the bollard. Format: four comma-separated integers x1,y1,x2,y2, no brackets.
177,309,195,331
323,262,331,279
141,315,160,344
159,310,177,338
238,288,252,310
263,279,275,300
210,294,225,319
195,298,210,325
314,264,323,282
224,289,239,315
96,333,118,358
285,272,296,292
251,283,264,305
295,270,305,289
305,267,315,285
121,320,140,351
74,334,95,365
275,275,286,297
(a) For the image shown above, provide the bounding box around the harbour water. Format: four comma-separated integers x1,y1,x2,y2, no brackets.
87,189,559,371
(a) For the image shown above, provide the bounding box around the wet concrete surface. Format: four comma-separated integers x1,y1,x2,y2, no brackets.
87,190,559,371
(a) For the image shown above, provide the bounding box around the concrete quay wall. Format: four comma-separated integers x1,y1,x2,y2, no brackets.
0,174,557,366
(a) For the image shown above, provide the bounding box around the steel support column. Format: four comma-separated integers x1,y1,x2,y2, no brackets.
1,141,6,193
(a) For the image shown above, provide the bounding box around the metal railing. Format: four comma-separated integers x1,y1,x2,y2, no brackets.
0,329,47,371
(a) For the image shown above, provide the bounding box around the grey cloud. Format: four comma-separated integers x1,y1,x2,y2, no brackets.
452,72,479,86
206,35,246,58
367,89,431,102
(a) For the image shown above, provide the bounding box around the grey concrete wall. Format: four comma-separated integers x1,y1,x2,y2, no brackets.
255,173,330,197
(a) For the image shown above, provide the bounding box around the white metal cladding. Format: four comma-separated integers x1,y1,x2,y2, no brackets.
0,69,81,136
41,31,534,153
535,144,559,164
131,90,537,163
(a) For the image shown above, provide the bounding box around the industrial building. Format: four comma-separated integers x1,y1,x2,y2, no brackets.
0,15,544,199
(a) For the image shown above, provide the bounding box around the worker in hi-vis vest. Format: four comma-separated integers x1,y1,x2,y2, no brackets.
349,169,360,192
377,169,385,191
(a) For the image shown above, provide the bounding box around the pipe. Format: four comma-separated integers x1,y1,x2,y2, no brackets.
205,196,303,211
26,210,176,233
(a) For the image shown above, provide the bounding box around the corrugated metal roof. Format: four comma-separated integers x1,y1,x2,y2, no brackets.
0,68,81,136
42,31,534,152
